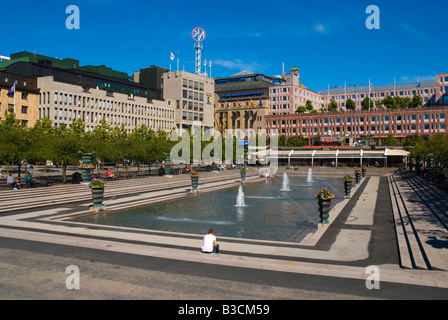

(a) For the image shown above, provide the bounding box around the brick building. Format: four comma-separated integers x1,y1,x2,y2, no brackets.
266,106,447,146
0,71,39,127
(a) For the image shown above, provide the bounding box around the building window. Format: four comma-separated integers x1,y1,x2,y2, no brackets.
21,106,28,114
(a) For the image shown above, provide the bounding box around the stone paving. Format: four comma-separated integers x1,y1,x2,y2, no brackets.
0,167,447,298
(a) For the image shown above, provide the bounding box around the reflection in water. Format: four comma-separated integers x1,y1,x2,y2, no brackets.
72,175,344,243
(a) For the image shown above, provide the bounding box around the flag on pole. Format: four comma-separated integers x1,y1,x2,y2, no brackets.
7,84,15,97
170,52,175,60
204,58,207,66
250,99,255,107
237,100,242,107
259,99,262,107
224,101,228,108
209,60,212,67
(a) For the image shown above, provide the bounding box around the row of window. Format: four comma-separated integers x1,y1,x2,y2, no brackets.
2,76,28,87
0,104,29,114
39,91,172,117
270,87,321,101
96,81,147,97
182,89,205,101
181,100,204,112
270,113,446,126
270,123,446,135
39,107,174,130
183,79,205,91
330,89,437,101
182,111,205,122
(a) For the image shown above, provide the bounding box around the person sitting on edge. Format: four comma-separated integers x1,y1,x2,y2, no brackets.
201,229,219,253
7,174,18,190
106,168,115,181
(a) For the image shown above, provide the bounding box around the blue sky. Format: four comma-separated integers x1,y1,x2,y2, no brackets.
2,0,447,92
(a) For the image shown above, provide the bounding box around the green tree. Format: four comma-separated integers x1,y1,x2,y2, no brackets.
345,98,356,111
410,135,448,168
410,94,423,108
361,97,374,110
279,134,287,147
52,121,85,183
403,133,424,147
383,133,399,146
328,99,338,112
27,118,56,168
295,106,307,113
287,135,308,147
383,95,395,109
0,111,30,177
305,100,313,112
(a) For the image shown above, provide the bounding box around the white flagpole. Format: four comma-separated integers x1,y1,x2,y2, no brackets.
177,50,180,72
369,78,371,109
209,60,212,78
394,77,396,96
344,80,347,99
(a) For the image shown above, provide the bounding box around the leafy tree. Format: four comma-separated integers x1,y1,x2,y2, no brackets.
328,99,338,112
383,133,399,146
279,134,287,147
287,135,308,147
383,95,395,109
295,106,307,113
27,118,56,168
410,134,448,168
375,100,383,109
361,97,374,110
410,94,423,108
403,133,424,147
345,98,356,111
305,100,313,112
0,111,30,177
52,122,84,183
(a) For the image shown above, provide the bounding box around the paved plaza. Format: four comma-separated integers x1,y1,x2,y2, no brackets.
0,167,447,300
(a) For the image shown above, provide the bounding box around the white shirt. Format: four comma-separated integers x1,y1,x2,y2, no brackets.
201,234,216,253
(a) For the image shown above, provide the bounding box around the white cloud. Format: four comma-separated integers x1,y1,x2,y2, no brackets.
314,23,327,34
398,22,431,43
399,74,435,83
213,59,268,73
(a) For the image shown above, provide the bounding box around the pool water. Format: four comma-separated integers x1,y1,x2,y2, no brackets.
71,175,345,243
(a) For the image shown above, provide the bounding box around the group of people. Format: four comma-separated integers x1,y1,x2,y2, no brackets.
5,166,36,190
6,174,20,190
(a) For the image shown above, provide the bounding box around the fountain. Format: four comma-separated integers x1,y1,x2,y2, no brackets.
235,185,246,207
307,168,313,182
281,172,290,191
72,175,346,243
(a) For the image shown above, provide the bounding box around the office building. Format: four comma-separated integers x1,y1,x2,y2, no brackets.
0,71,39,127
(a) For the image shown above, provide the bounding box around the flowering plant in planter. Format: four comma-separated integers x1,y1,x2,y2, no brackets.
79,164,94,169
241,167,247,171
354,169,362,174
342,174,355,182
361,166,368,170
89,178,107,189
315,188,336,200
190,171,200,178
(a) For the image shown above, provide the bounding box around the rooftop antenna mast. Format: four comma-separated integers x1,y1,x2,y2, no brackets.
192,27,206,75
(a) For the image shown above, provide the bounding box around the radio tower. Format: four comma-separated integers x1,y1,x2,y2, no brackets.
192,27,206,75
